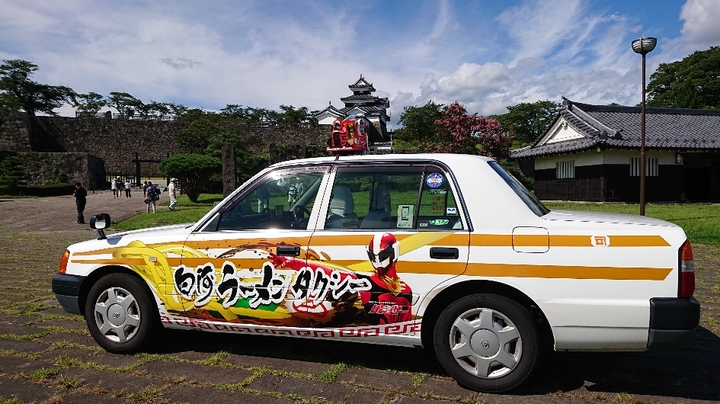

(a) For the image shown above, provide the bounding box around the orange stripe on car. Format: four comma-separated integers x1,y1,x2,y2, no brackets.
464,263,671,280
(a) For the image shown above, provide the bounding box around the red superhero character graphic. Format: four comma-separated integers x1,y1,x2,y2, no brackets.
359,233,413,324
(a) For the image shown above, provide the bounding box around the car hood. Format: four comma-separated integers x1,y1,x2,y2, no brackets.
542,210,678,228
106,223,196,239
68,223,195,253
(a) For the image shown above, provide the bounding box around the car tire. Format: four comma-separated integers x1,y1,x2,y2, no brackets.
84,273,159,354
433,293,539,392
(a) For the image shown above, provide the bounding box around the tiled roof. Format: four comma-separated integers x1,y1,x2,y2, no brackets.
313,104,344,119
511,98,720,159
339,105,389,118
349,75,375,91
340,94,389,104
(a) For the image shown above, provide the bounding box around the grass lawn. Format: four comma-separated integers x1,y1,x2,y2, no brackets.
114,194,720,245
113,194,223,231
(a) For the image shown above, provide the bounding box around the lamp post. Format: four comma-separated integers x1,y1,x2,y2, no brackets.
632,37,657,216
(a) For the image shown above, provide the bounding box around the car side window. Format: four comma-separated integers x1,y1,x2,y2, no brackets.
417,168,463,230
217,168,324,231
324,166,462,231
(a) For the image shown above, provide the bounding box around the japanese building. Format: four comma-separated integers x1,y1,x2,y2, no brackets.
511,98,720,202
314,75,391,142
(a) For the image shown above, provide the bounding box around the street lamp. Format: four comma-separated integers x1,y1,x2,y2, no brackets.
632,37,657,216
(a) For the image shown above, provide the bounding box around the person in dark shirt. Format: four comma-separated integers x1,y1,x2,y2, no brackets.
73,182,87,224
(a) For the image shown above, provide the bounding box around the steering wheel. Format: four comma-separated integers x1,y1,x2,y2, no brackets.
292,205,311,228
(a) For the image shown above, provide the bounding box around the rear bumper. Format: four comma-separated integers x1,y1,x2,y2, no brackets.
52,274,86,315
647,297,700,349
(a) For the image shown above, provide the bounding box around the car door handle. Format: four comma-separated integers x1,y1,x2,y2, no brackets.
430,247,459,260
277,245,301,256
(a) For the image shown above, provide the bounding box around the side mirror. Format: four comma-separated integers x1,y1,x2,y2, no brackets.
90,213,112,239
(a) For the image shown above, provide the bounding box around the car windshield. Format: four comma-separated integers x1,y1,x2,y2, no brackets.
488,161,550,217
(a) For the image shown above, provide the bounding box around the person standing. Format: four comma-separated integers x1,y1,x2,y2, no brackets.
124,179,132,198
145,181,158,213
73,182,87,224
116,177,124,198
168,178,178,211
110,177,117,198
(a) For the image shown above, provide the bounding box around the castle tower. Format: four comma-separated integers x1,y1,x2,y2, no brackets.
314,75,390,140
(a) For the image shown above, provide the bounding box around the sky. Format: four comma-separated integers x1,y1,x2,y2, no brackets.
1,0,719,129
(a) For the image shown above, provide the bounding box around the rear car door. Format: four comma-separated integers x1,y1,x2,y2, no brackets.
304,162,470,329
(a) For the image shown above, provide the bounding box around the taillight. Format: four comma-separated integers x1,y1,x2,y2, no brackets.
59,250,70,274
679,241,695,298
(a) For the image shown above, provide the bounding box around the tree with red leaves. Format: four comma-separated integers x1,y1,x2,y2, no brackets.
430,101,513,158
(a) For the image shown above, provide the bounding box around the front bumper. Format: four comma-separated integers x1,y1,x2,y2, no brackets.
647,297,700,349
51,274,86,315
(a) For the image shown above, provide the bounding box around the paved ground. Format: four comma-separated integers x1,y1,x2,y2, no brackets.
0,193,719,403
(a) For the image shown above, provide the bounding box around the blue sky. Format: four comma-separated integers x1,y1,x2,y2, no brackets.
1,0,718,128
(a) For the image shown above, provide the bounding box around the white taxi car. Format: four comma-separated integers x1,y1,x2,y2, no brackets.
52,154,700,392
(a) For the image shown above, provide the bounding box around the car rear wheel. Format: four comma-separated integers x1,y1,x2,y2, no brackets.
84,273,159,353
433,294,539,392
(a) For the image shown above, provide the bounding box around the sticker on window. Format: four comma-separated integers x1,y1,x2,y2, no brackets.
431,195,445,214
425,173,444,189
446,207,457,215
429,219,449,226
397,205,414,228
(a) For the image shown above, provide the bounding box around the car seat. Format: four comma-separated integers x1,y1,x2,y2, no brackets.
359,183,392,228
325,186,358,228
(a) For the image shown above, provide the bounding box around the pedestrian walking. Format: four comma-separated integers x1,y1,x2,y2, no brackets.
73,182,87,224
168,178,178,210
125,179,132,198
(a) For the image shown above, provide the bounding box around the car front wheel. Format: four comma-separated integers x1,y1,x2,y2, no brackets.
84,273,159,354
433,294,539,392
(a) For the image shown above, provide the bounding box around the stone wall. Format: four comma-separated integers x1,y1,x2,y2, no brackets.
0,111,330,185
0,112,32,152
31,114,185,174
19,152,105,189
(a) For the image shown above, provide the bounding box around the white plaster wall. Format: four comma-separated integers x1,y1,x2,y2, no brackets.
535,149,679,171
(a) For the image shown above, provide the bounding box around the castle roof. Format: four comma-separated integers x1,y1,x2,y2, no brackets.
349,75,375,92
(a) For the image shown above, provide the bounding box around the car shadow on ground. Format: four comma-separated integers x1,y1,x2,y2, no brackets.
148,325,719,400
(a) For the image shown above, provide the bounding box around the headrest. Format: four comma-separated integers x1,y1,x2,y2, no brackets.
329,186,354,215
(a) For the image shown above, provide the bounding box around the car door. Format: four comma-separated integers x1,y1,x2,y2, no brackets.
304,163,470,330
173,165,329,327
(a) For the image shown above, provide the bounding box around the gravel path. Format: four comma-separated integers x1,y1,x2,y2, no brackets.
0,194,718,403
0,189,148,233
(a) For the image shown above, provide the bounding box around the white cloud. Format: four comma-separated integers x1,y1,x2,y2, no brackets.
495,0,584,64
1,0,713,126
680,0,720,47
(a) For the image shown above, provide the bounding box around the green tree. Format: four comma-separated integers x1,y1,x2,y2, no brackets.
158,154,221,202
72,91,107,117
393,101,445,149
493,100,560,146
221,104,272,124
0,59,74,116
271,104,316,126
205,131,265,182
175,110,227,154
108,91,141,118
0,155,24,194
166,102,189,119
647,46,720,109
140,101,171,120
